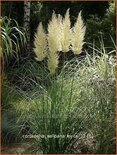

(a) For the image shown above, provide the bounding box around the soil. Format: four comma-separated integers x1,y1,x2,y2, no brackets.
1,141,33,154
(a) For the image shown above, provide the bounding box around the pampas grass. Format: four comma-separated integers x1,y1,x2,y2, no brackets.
33,22,47,61
33,9,86,74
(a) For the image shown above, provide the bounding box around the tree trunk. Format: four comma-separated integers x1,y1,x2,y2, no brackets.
24,1,31,53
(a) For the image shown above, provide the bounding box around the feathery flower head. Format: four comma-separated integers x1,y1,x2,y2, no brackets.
72,11,86,54
48,12,62,53
57,14,63,51
33,22,47,61
48,53,59,74
61,9,71,53
33,10,86,74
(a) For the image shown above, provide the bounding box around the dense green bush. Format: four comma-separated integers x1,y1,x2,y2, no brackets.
86,1,115,48
102,1,116,40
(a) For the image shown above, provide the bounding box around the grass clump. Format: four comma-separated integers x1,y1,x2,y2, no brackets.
8,41,115,153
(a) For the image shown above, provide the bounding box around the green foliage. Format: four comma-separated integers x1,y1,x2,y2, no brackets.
4,40,116,153
86,1,115,48
1,16,27,64
83,45,116,153
2,78,23,144
2,112,22,145
30,2,42,36
6,58,50,91
102,1,116,39
86,15,103,43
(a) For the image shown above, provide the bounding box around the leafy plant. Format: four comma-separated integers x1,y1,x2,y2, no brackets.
1,16,27,64
102,1,116,40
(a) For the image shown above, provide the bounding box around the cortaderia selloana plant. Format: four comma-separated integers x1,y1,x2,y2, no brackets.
33,9,86,74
